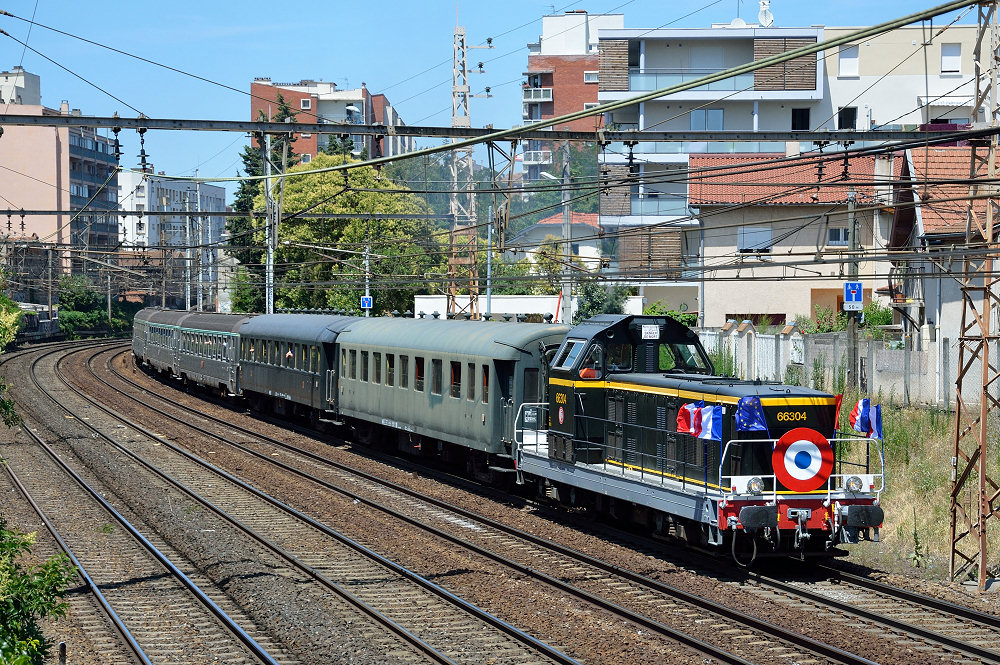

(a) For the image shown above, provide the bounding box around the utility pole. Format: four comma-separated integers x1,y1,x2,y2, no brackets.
846,189,858,391
184,191,191,311
195,170,202,312
950,0,1000,591
46,247,52,319
263,132,275,315
560,147,573,326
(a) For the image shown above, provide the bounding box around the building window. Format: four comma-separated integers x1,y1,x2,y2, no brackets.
583,102,600,111
583,71,599,83
301,154,312,164
828,227,849,246
690,108,723,131
839,45,859,77
838,107,858,130
738,225,772,253
941,43,961,73
301,133,312,138
791,108,810,131
301,98,312,110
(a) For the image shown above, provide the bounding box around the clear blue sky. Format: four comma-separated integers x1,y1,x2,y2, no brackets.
0,0,972,197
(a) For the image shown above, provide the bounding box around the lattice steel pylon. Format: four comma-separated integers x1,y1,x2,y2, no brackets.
446,25,479,318
950,0,1000,590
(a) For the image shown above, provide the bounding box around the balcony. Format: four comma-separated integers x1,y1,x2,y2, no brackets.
523,150,553,165
522,87,553,102
607,140,787,156
629,68,754,92
630,193,689,216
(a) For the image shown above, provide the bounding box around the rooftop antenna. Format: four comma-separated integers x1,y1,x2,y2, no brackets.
758,0,774,27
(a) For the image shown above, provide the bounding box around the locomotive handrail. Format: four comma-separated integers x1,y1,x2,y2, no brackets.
719,435,885,501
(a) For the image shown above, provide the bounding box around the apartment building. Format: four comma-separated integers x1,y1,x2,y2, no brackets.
0,70,119,251
251,78,413,163
117,170,226,250
522,11,623,181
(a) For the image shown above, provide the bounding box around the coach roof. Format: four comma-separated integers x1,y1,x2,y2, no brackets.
337,317,570,359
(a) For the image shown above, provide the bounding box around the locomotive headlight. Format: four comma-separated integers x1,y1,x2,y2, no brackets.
845,475,864,493
747,477,765,495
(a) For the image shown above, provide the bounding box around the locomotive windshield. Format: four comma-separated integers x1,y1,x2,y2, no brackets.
658,342,711,373
553,338,587,370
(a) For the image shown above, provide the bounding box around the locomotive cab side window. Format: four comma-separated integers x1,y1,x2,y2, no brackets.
553,338,587,370
579,344,603,380
658,342,710,373
607,343,633,372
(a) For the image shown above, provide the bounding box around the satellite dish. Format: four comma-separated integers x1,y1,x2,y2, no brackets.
759,0,774,27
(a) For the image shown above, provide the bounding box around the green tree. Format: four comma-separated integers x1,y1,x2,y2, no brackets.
230,266,264,314
54,275,140,338
474,251,533,296
643,299,697,327
253,153,446,314
0,519,76,664
573,280,633,324
227,93,299,287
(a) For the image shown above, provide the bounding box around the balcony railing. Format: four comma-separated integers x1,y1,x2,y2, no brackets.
522,87,553,102
608,140,787,155
630,194,689,216
522,150,553,165
629,68,754,92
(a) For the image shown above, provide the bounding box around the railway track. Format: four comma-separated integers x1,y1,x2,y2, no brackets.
83,342,897,665
39,343,583,665
0,341,290,665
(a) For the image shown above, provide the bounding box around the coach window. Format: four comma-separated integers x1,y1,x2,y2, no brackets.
349,349,357,379
449,361,461,398
467,363,475,401
310,346,319,373
482,365,489,403
386,354,395,386
361,351,369,382
431,359,443,395
284,345,294,367
400,355,409,388
525,368,541,404
415,357,425,391
373,352,382,384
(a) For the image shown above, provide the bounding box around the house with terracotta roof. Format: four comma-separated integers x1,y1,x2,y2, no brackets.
504,211,604,271
888,145,987,358
686,152,898,327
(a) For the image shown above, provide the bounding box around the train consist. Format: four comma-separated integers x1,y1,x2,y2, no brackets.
132,308,884,563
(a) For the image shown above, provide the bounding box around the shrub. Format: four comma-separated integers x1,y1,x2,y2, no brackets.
0,518,76,664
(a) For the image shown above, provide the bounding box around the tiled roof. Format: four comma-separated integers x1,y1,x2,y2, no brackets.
689,153,899,206
907,146,983,236
535,211,601,228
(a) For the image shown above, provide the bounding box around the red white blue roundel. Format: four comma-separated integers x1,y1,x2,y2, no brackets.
772,427,834,492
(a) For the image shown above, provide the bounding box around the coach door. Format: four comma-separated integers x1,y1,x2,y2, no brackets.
496,360,515,446
323,343,338,412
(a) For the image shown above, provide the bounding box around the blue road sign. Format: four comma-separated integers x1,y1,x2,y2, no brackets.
843,281,863,311
360,296,373,310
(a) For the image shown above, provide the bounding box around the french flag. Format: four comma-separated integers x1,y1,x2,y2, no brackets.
849,398,883,439
676,401,723,441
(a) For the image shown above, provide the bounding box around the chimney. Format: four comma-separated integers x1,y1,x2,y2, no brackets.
59,100,69,114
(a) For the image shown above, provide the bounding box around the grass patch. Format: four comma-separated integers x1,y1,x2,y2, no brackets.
841,392,1000,581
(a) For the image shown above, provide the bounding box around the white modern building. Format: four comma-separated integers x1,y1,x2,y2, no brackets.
117,170,226,250
0,66,40,105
